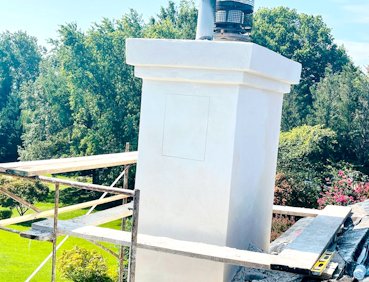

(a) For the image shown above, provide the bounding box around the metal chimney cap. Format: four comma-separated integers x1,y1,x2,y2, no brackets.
214,0,255,42
217,0,254,6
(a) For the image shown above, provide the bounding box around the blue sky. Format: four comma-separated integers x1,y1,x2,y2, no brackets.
0,0,368,67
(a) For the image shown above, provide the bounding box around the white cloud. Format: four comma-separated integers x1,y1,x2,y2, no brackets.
336,40,369,69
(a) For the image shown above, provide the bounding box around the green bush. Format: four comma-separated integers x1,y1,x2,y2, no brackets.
277,125,337,208
0,209,12,219
0,176,49,215
58,246,113,282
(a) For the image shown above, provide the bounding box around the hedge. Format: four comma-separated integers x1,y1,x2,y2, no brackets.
0,209,12,220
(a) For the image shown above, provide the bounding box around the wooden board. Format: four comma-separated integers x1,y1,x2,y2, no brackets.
270,217,314,255
30,222,275,270
20,202,132,241
20,229,53,241
272,205,352,273
273,205,322,217
32,208,356,273
0,194,127,227
33,203,133,232
0,151,138,176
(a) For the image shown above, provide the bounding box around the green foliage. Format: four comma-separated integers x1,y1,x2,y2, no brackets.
19,11,144,186
19,57,72,160
277,125,337,207
18,3,197,184
2,2,365,210
0,31,42,162
278,125,337,171
144,0,197,39
0,209,12,219
0,203,121,281
312,66,369,169
59,246,112,282
58,187,100,205
252,7,350,130
0,176,49,215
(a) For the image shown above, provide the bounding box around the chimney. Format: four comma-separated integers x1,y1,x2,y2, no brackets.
126,2,301,281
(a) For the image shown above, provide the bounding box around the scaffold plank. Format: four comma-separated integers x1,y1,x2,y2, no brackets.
30,222,276,270
273,205,322,217
33,202,133,232
0,194,128,227
0,151,138,176
272,205,351,273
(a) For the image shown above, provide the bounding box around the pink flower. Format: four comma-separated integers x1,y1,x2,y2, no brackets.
318,168,369,208
336,194,348,203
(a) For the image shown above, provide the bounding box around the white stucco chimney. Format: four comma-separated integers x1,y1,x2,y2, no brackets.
127,38,301,281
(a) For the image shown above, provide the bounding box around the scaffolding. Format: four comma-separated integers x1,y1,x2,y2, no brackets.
0,146,139,282
0,147,354,281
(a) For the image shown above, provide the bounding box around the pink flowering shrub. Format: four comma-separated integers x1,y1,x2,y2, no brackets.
274,173,293,206
318,168,369,208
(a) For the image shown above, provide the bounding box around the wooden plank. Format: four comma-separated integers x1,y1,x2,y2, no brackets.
270,217,314,255
33,203,133,232
273,205,322,217
0,151,138,176
272,205,352,272
38,176,134,196
0,226,21,235
30,222,275,270
0,152,138,169
20,229,53,241
0,194,127,227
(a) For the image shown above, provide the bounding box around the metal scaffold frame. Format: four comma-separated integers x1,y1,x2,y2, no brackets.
0,145,354,281
0,144,139,282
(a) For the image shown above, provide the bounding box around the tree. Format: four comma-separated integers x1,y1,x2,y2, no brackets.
19,57,72,160
0,31,42,162
18,2,194,185
312,65,369,170
0,177,49,215
59,246,112,282
19,12,143,153
252,7,350,130
144,0,198,39
18,10,144,185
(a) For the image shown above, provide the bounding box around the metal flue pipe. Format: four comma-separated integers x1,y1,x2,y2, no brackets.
196,0,216,40
196,0,255,42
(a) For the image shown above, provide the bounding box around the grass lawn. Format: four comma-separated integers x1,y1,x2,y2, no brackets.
0,201,126,281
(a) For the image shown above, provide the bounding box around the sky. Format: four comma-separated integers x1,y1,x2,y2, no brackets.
0,0,368,68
